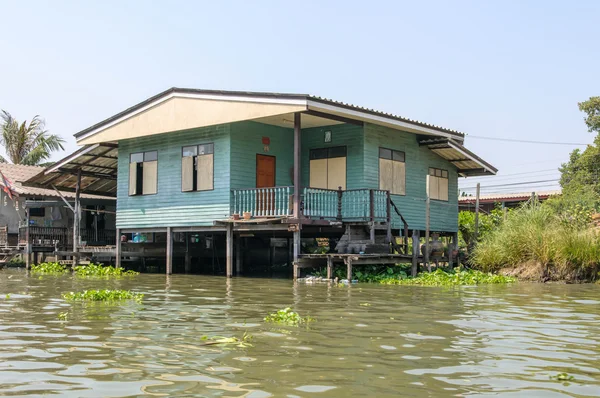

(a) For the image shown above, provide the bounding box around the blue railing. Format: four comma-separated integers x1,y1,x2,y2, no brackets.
231,186,293,217
231,187,392,222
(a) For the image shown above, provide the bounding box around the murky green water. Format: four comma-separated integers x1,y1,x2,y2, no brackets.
1,268,599,397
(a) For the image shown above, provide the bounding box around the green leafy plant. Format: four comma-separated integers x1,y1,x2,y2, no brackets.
30,262,69,274
62,289,143,302
313,264,409,283
550,372,575,382
264,307,314,326
380,268,516,286
72,263,139,277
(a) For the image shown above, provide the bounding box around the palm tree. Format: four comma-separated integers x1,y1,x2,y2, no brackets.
0,110,65,165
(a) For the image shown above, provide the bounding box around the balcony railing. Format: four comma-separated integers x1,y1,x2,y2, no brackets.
18,226,117,248
231,186,294,217
231,186,393,223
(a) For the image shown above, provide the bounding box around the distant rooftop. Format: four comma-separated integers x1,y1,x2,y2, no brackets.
458,190,561,204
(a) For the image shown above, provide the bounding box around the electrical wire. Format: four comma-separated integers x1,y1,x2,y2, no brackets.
459,179,559,190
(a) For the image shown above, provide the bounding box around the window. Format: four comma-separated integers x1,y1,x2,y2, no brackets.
182,143,214,192
428,167,449,201
379,148,406,195
309,146,347,190
29,207,45,217
129,151,158,196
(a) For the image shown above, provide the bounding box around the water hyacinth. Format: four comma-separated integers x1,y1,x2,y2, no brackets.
72,263,139,277
30,262,69,274
380,268,517,286
264,307,314,326
62,289,143,302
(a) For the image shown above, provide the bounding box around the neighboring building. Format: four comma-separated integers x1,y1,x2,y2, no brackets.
0,163,115,248
24,88,497,276
458,190,561,213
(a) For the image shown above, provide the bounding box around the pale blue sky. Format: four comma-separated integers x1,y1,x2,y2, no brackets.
1,0,598,194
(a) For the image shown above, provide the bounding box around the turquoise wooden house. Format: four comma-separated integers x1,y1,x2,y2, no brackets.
31,88,496,277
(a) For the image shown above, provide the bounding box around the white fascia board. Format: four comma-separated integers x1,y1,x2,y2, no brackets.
45,144,100,175
76,93,308,143
306,101,463,141
447,141,496,175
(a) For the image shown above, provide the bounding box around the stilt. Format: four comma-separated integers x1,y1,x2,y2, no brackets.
25,209,31,270
411,229,420,277
73,169,82,266
184,232,191,273
327,255,333,279
453,231,459,267
346,258,352,282
166,227,173,275
448,234,454,269
293,228,301,280
115,228,121,268
235,235,242,275
425,195,431,272
226,223,233,277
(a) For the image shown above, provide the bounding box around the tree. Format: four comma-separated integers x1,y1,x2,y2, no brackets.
558,97,600,208
0,110,65,165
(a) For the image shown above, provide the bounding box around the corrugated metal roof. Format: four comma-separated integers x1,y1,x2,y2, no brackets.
74,87,466,139
458,190,561,203
0,163,112,200
23,144,118,198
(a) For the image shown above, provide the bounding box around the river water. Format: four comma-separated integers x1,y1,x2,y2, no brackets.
0,268,599,397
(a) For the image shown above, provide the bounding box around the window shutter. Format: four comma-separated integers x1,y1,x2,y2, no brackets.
197,153,214,191
428,175,439,200
327,156,346,190
439,176,448,201
379,158,393,192
392,161,406,195
142,160,158,195
309,159,328,189
129,162,138,195
181,156,194,192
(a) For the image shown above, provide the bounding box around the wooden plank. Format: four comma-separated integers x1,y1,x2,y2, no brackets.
379,158,393,192
181,156,194,192
327,157,346,190
309,159,327,189
393,161,406,195
293,228,301,279
128,163,137,195
327,256,333,279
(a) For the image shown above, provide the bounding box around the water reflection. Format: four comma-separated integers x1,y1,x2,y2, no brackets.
0,268,598,397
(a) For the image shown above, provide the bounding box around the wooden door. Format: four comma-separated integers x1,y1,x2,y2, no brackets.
256,155,276,214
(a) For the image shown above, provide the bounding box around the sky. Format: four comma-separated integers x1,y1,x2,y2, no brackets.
0,0,598,195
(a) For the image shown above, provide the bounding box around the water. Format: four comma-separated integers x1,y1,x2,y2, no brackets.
1,268,599,397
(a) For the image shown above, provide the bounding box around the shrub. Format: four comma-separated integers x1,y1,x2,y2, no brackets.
73,263,139,277
62,289,143,302
472,201,600,280
30,262,69,274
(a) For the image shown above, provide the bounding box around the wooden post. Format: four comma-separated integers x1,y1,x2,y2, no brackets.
226,223,233,277
411,229,420,277
293,112,301,219
369,189,375,243
166,227,173,275
346,258,352,282
337,187,343,221
235,235,242,275
386,192,392,245
25,208,31,269
73,169,82,265
473,183,481,244
185,232,191,273
448,234,454,268
293,228,301,279
115,228,121,268
327,255,333,279
425,175,431,272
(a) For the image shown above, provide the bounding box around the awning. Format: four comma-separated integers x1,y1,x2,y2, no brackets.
24,143,118,197
419,138,497,176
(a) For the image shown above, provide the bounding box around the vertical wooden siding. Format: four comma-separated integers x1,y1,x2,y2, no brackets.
363,123,459,232
230,121,294,189
116,124,231,228
301,124,364,189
